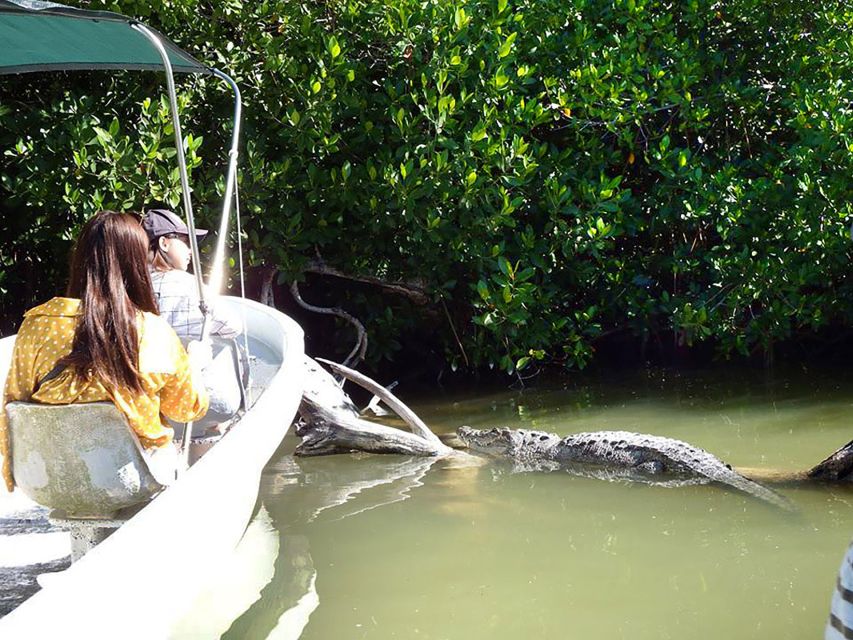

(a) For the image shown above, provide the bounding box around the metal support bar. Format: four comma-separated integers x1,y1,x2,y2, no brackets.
201,68,242,341
130,30,244,473
131,23,207,313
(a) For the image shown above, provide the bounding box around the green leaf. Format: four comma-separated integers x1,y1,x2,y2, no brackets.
493,67,509,88
327,36,342,59
499,355,512,371
92,126,111,146
498,256,513,277
477,280,490,301
454,8,468,30
516,267,535,282
498,33,517,59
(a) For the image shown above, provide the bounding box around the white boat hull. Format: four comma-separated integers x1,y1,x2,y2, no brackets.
0,296,305,638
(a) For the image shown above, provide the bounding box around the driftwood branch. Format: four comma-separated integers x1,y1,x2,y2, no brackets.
316,358,445,448
297,357,454,458
296,412,450,457
731,467,808,484
290,282,367,369
807,439,853,481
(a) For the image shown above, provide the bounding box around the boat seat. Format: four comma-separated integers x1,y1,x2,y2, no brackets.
6,401,175,520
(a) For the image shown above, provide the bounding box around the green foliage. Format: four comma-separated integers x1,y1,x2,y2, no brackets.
2,0,852,371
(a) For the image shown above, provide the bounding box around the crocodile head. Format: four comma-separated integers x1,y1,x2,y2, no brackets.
456,426,520,455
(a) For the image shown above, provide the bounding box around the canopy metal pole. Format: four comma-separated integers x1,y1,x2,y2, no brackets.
200,68,242,342
133,23,208,469
131,23,206,313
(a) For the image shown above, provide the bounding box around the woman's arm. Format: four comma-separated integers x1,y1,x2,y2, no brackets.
158,334,209,424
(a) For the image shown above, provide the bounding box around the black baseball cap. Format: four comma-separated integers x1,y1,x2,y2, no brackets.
142,208,208,244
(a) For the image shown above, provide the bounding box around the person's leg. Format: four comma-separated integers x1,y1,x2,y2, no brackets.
194,340,242,431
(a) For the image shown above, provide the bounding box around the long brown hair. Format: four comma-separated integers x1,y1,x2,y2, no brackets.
63,211,159,394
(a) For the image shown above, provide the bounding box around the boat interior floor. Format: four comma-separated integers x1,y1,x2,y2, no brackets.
179,335,283,467
244,335,282,410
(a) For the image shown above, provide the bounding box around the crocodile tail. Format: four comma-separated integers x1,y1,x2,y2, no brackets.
723,472,795,511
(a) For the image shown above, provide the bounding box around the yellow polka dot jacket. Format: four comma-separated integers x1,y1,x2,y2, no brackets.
0,297,209,491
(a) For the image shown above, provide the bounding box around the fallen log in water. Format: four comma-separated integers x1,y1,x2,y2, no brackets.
737,440,853,485
296,357,455,458
807,439,853,482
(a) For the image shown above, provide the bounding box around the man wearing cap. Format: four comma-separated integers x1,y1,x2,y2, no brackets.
142,206,244,432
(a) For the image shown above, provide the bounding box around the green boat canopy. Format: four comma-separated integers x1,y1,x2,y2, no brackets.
0,0,209,75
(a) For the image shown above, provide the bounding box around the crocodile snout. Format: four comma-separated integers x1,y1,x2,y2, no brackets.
456,426,515,454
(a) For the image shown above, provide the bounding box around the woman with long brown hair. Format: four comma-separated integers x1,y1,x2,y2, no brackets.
0,210,209,491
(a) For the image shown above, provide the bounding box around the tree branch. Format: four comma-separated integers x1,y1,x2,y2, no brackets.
260,266,276,307
290,281,367,368
304,259,430,306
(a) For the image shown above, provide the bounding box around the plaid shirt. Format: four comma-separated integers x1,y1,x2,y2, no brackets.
150,269,242,341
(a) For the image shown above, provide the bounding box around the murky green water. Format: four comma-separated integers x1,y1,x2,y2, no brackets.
208,367,852,639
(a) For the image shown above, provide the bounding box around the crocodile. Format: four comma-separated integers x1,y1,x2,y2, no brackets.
456,426,793,510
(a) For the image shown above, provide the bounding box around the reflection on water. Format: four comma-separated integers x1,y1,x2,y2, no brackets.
211,456,446,640
198,367,852,639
